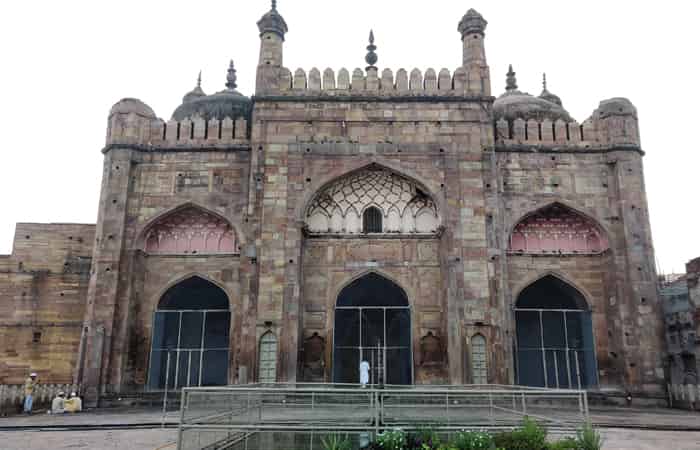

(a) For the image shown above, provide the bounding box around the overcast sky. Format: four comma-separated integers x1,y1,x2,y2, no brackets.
0,0,697,273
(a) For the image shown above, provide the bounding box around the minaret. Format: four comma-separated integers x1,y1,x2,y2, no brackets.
458,9,491,95
256,0,288,93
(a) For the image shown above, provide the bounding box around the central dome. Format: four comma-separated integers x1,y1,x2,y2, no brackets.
172,61,251,122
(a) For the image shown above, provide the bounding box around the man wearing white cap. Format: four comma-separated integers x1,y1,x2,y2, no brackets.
50,391,66,414
23,372,37,414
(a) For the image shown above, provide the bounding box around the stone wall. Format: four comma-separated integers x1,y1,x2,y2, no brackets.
0,223,94,384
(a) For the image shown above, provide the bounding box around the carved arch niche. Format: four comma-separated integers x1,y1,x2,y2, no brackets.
305,164,440,235
144,206,238,255
508,203,609,255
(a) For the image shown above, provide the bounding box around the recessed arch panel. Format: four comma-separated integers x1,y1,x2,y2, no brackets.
508,203,608,254
305,164,439,234
143,206,237,255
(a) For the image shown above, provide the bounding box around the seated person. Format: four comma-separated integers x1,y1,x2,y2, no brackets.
50,392,66,414
64,392,82,413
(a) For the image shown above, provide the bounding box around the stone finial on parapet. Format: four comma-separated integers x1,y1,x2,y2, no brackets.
365,30,378,70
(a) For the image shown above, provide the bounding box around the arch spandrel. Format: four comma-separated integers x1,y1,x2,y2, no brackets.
305,164,440,235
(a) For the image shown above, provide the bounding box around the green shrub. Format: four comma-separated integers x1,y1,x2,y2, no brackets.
576,422,603,450
406,426,442,449
451,430,495,450
377,429,407,450
492,417,547,450
320,433,352,450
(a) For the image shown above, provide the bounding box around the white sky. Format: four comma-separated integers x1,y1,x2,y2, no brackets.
0,0,697,274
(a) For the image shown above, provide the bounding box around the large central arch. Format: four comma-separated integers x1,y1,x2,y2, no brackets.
332,273,413,385
148,276,231,389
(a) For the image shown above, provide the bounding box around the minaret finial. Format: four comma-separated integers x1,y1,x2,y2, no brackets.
272,0,277,10
226,60,237,90
197,70,202,88
506,64,518,91
542,73,547,91
365,29,378,70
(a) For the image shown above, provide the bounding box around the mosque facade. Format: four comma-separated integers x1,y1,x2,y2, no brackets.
0,3,666,403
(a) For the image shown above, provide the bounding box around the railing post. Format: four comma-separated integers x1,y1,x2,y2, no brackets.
521,391,527,415
162,351,171,429
446,392,450,427
583,390,589,420
176,388,186,450
489,392,494,426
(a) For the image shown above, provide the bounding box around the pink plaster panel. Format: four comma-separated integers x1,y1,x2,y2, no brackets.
144,207,237,255
508,204,608,254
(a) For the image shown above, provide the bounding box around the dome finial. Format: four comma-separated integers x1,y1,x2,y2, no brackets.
197,70,202,88
271,0,277,10
542,73,547,91
226,60,237,90
365,30,378,69
506,65,518,91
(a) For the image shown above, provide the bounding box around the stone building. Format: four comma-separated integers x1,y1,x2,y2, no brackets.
661,258,700,387
0,2,666,402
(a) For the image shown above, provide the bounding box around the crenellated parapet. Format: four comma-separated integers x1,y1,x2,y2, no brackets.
266,66,487,98
105,99,250,150
495,97,641,150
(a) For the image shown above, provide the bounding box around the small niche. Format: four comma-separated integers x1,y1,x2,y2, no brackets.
306,178,311,183
25,235,31,239
32,332,42,344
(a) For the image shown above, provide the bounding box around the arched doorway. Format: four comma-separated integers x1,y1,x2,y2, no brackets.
148,276,231,389
514,275,597,388
332,273,412,385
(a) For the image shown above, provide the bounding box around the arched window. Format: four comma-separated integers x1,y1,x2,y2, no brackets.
363,207,383,233
259,332,278,383
471,334,488,384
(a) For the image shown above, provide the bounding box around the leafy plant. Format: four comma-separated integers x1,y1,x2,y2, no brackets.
377,429,407,450
576,422,603,450
321,433,352,450
407,426,442,449
493,417,547,450
452,430,495,450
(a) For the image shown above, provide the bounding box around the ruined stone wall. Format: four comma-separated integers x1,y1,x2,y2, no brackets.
252,97,493,384
0,223,94,384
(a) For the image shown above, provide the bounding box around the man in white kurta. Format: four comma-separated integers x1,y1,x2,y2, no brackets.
359,360,370,386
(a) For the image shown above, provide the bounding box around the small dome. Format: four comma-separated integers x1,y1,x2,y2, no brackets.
182,72,206,104
458,8,487,37
172,61,251,122
594,97,637,119
493,66,572,122
109,98,156,118
257,1,288,39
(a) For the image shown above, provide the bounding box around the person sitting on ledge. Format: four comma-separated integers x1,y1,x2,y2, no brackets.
49,392,66,414
64,392,82,413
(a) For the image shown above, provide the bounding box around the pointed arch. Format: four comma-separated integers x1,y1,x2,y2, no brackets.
513,271,593,311
258,331,278,383
300,162,442,234
139,203,239,255
508,202,609,255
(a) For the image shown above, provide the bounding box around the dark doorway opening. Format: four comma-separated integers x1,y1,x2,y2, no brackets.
148,276,231,390
514,275,597,388
333,273,412,385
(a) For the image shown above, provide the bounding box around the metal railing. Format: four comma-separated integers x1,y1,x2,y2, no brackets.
177,383,589,450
